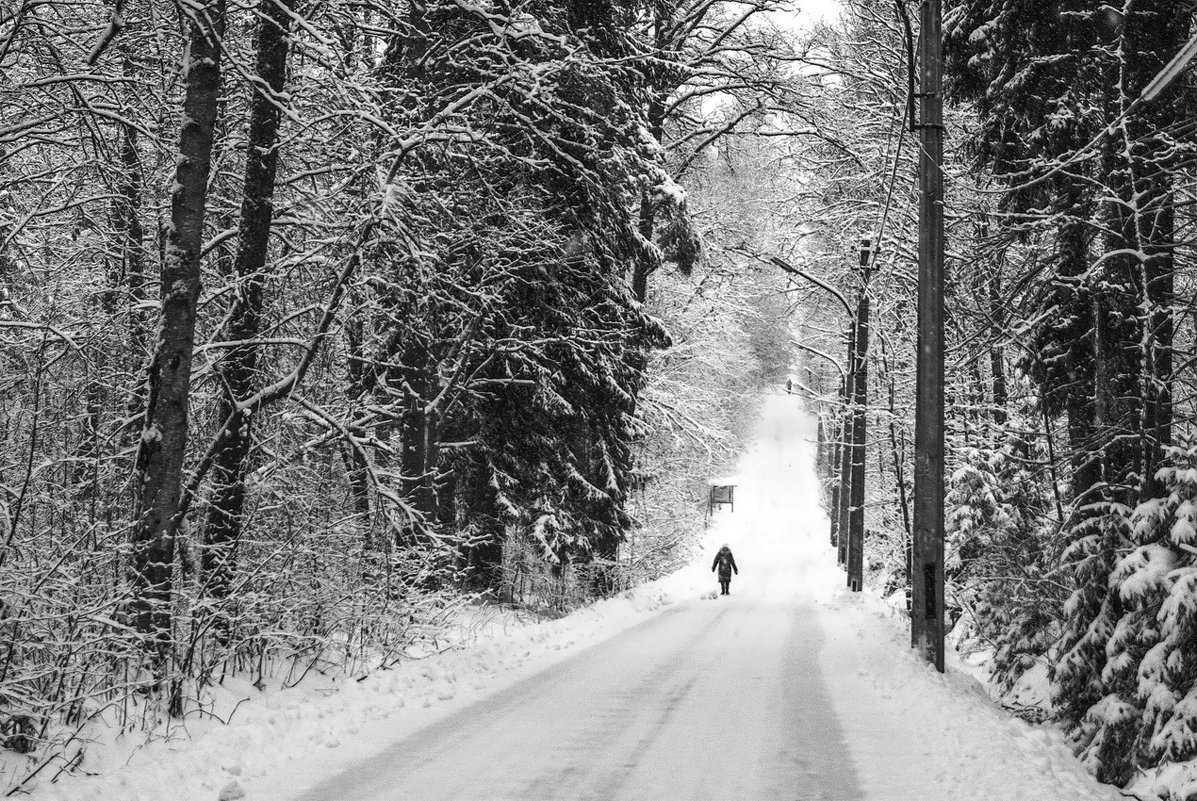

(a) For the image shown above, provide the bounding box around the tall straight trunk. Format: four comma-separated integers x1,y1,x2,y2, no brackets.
847,291,868,592
879,333,911,542
461,456,504,595
965,358,984,445
816,417,827,481
130,0,225,667
1095,257,1142,506
1096,225,1142,508
203,0,294,605
1141,191,1173,498
400,363,439,549
631,94,666,302
77,117,144,490
114,104,148,358
1119,0,1183,499
632,191,652,302
987,272,1008,431
1055,210,1101,507
114,55,151,429
437,468,456,534
1091,34,1172,509
911,0,945,668
343,318,374,537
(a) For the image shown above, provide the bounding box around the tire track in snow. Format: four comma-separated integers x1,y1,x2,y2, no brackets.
295,596,861,801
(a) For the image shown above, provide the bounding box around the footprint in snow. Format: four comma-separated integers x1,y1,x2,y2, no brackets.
218,781,246,801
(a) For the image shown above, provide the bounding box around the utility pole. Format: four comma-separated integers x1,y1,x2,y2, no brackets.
912,0,946,671
847,239,871,592
829,416,842,547
836,322,855,568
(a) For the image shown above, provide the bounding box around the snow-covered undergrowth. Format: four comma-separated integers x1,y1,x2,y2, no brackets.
15,571,710,801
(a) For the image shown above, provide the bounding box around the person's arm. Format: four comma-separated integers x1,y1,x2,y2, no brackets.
731,554,738,574
712,554,718,572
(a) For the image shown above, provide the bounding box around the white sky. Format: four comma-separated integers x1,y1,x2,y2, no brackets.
800,0,843,23
768,0,842,32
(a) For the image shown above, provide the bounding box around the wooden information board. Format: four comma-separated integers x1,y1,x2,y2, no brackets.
708,484,735,513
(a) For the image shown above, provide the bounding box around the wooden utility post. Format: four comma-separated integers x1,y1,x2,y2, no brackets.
911,0,946,671
836,323,855,568
847,239,871,592
829,418,842,547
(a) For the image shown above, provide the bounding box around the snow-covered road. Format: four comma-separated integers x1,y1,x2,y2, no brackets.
294,393,864,800
286,395,1120,801
297,596,859,801
286,392,860,801
293,390,861,795
27,395,1126,801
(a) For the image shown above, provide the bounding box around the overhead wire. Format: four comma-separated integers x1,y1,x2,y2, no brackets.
863,0,915,277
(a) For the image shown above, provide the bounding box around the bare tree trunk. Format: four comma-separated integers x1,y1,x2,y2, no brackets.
1139,181,1173,500
129,0,225,675
112,57,152,432
203,0,295,613
1120,0,1180,503
1056,211,1101,506
461,455,504,595
75,164,135,490
631,96,665,302
879,333,911,541
815,416,827,480
987,271,1008,430
400,367,438,537
343,317,374,538
118,72,149,360
965,358,984,446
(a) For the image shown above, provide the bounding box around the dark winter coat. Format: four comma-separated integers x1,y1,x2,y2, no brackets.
711,547,738,582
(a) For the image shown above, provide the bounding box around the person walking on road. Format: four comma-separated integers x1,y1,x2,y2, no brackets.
712,544,738,596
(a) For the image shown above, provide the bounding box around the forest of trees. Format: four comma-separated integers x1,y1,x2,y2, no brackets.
800,0,1197,789
6,0,1197,792
0,0,803,788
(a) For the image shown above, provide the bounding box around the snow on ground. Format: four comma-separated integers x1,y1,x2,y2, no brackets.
26,394,1124,801
817,596,1123,800
689,395,1122,800
22,570,694,801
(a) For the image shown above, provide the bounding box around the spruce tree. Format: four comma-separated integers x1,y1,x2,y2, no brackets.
947,0,1193,783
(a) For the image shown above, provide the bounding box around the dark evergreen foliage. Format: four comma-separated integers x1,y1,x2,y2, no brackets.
947,0,1196,784
346,0,672,593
